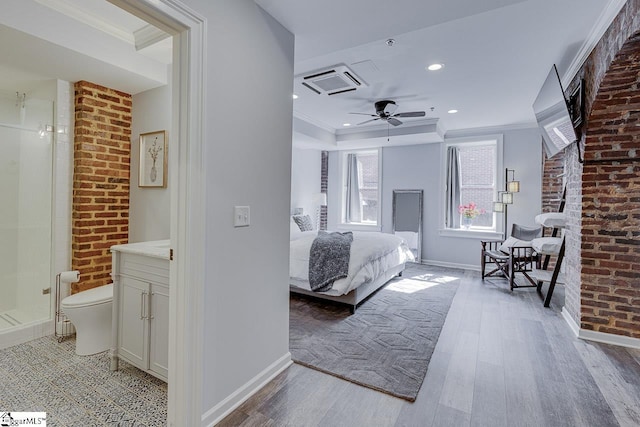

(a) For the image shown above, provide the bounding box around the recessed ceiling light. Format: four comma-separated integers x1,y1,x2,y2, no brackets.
343,123,351,127
427,63,444,71
448,109,458,114
386,38,395,47
292,94,298,99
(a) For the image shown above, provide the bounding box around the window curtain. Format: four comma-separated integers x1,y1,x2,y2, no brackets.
445,146,461,228
345,153,362,223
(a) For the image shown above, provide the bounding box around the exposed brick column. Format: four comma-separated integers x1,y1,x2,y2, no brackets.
72,81,131,293
541,149,565,213
320,150,328,231
557,0,640,332
580,33,640,338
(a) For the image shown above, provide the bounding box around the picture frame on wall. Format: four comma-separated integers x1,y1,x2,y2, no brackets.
139,130,167,188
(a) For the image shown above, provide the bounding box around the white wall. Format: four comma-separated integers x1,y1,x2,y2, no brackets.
183,0,294,419
290,147,321,216
328,127,543,268
130,71,171,243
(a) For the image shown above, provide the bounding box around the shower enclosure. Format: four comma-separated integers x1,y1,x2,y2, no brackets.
0,92,53,333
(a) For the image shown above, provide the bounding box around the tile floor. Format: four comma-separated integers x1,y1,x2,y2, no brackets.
0,336,167,426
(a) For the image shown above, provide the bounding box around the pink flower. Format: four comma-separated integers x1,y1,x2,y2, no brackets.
458,202,485,219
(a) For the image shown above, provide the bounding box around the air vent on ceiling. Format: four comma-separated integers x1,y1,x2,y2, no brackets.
297,64,368,96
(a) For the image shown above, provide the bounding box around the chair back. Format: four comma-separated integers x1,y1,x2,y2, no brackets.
511,224,542,241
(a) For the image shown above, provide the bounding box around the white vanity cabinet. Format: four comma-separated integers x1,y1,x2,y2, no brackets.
110,241,170,382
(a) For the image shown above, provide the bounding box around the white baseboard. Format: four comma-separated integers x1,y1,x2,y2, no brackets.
562,307,580,337
420,259,479,272
562,307,640,350
201,352,292,426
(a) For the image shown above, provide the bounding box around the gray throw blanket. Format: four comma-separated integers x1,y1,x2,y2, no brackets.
309,231,354,292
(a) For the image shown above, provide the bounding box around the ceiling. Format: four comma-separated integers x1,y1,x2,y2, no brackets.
0,0,625,148
0,0,171,95
256,0,624,145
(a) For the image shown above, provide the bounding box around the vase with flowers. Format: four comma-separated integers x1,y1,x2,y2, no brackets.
458,202,485,229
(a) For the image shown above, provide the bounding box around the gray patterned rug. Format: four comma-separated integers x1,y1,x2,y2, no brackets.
289,263,461,401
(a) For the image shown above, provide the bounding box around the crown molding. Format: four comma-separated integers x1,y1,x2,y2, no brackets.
335,117,439,137
445,122,538,139
293,110,335,134
134,24,170,51
561,0,627,86
34,0,135,44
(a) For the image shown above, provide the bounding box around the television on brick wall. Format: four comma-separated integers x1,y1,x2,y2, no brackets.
532,64,578,158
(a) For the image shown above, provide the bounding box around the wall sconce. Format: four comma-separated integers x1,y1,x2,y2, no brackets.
506,169,520,193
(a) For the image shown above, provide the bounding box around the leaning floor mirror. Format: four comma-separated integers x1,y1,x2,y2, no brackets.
392,189,423,262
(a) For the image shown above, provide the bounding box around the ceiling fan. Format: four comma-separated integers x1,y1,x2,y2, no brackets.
350,100,426,126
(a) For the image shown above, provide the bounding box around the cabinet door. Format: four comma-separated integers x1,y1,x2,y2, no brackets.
149,283,169,380
119,276,149,370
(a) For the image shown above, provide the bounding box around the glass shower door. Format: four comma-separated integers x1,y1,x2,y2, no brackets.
0,95,53,331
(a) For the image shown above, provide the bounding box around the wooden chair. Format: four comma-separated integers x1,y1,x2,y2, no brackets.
481,224,542,290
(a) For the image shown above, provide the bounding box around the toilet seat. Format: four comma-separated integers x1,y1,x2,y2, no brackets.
62,284,113,308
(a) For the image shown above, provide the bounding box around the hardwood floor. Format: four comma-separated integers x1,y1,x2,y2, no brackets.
219,266,640,427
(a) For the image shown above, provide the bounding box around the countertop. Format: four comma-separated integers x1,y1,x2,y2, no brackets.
110,240,170,260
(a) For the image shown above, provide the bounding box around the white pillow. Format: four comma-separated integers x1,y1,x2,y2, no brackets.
532,237,563,255
499,236,533,255
535,212,567,228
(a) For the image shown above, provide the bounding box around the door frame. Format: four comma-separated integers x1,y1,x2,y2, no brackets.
108,1,206,425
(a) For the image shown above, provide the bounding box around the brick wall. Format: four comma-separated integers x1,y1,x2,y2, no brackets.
320,150,328,231
72,81,132,293
541,148,565,213
558,0,640,337
580,33,640,338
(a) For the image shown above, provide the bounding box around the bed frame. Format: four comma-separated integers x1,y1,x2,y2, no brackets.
289,263,406,314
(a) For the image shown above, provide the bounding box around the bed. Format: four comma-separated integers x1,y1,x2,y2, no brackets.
289,229,415,312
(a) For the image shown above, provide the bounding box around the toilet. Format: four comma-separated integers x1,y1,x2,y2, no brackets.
61,283,113,356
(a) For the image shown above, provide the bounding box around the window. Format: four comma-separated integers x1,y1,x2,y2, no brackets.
340,149,381,227
444,136,502,232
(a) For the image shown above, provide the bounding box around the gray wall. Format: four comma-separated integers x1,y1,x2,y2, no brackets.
183,0,295,414
129,71,171,243
326,127,543,268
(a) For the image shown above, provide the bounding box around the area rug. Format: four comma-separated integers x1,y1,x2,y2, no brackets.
289,264,461,401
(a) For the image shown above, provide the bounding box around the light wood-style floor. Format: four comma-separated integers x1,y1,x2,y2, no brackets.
220,267,640,427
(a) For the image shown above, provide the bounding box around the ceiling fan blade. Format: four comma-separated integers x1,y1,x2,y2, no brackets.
387,118,403,126
394,111,426,118
357,118,381,125
349,112,377,116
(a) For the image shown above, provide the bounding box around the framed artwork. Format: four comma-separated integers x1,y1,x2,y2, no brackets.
139,130,167,188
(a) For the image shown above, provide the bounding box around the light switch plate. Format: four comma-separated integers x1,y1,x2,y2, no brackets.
234,206,250,227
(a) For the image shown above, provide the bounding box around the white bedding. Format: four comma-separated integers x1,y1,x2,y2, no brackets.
289,231,415,296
